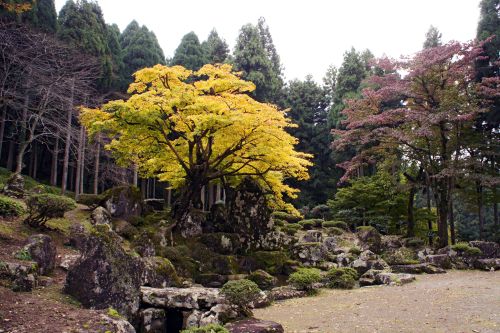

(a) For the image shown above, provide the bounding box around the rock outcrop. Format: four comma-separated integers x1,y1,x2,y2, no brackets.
90,206,111,225
225,318,284,333
23,234,56,275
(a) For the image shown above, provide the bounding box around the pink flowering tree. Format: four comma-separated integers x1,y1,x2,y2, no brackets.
333,40,499,248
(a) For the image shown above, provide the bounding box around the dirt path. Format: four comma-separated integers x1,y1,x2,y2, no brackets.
254,270,500,333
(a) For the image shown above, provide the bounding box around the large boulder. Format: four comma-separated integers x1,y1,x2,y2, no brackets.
141,286,221,309
90,206,111,225
226,178,274,249
178,208,205,238
64,231,143,319
293,242,329,267
0,261,38,291
356,226,382,253
474,258,500,271
266,286,307,301
199,233,242,255
101,186,143,220
225,318,284,333
139,308,166,333
469,241,500,259
425,254,452,269
100,314,136,333
23,234,56,275
302,230,323,243
141,256,181,288
247,269,277,290
375,272,416,286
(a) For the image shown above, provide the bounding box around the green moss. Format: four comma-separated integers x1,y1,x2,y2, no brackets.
298,219,324,230
0,196,25,218
452,242,482,256
181,324,229,333
322,220,348,230
45,218,72,235
382,247,418,265
326,267,357,289
253,250,289,275
348,246,362,255
326,227,344,236
107,307,122,319
15,248,32,261
287,267,322,291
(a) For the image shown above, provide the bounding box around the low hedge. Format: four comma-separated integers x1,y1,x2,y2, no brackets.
0,196,25,218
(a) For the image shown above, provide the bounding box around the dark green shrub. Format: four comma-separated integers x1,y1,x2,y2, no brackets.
405,237,424,248
273,219,285,227
282,223,301,235
287,267,322,291
310,204,331,219
326,267,357,289
452,242,482,256
24,194,76,228
76,193,103,208
0,196,25,218
326,227,344,236
322,220,348,230
15,248,32,261
253,251,289,275
181,324,229,333
272,211,302,223
348,246,362,255
299,219,323,230
248,269,276,290
220,279,261,313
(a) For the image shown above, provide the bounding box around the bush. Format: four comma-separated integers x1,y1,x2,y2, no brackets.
322,220,348,230
382,247,418,265
248,269,276,290
310,204,331,219
452,242,482,256
15,248,32,261
220,279,261,312
181,324,229,333
405,237,424,248
282,223,301,235
76,193,103,208
24,194,76,228
326,267,357,289
287,267,322,291
326,227,344,236
348,246,362,256
0,196,25,218
271,211,302,223
298,219,323,230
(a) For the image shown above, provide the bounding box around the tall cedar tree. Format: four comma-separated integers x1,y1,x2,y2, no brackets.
202,29,229,64
171,31,206,71
233,18,284,104
423,25,442,49
120,20,165,88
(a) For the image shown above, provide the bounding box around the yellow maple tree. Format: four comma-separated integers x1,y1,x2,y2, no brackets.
81,64,311,215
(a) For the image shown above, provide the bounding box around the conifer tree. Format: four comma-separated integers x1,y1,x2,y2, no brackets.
202,29,229,64
171,31,206,70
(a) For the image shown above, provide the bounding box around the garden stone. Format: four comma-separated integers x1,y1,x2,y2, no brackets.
356,226,382,253
0,261,38,292
225,318,284,333
469,241,499,259
139,308,165,333
248,269,277,290
266,286,307,301
59,254,80,271
425,254,452,269
90,206,111,225
102,185,143,219
23,234,56,275
391,263,445,274
3,173,25,198
375,272,416,286
99,314,136,333
302,230,323,243
141,256,180,288
140,286,221,309
474,258,500,271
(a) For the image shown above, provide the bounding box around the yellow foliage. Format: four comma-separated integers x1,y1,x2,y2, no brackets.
81,64,312,212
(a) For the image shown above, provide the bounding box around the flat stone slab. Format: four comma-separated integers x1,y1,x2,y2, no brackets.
391,263,446,274
226,318,284,333
141,286,222,310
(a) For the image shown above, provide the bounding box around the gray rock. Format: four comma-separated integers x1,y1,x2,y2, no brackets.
417,248,434,261
59,254,80,271
139,308,165,333
91,206,111,225
359,269,385,286
0,261,38,292
352,259,369,275
293,242,328,267
99,314,136,333
248,269,277,290
322,237,337,252
425,254,452,269
2,173,25,198
141,286,222,309
302,230,323,243
469,241,500,259
141,256,180,288
178,208,205,238
266,286,307,301
375,272,416,286
199,304,239,326
391,263,446,274
226,318,284,333
356,226,382,253
102,186,143,219
23,234,56,275
64,233,143,319
474,258,500,271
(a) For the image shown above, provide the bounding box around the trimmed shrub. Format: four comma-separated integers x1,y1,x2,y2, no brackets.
0,196,25,218
452,242,482,256
326,267,357,289
282,223,301,235
181,324,229,333
310,204,331,219
287,267,322,291
322,220,348,230
24,194,76,228
248,269,276,290
220,279,261,313
299,219,323,230
253,251,289,275
271,211,302,223
76,193,103,208
326,227,344,236
405,237,424,248
348,246,362,256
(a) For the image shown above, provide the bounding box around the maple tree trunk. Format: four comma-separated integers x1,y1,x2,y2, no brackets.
93,139,100,194
434,179,449,248
426,183,433,245
407,186,416,238
50,132,59,186
449,196,456,245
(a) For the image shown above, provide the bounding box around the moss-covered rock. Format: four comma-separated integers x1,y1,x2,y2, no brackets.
356,226,382,253
382,247,419,265
325,267,358,289
101,185,143,220
141,256,181,288
248,269,277,290
199,233,242,255
252,251,289,275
